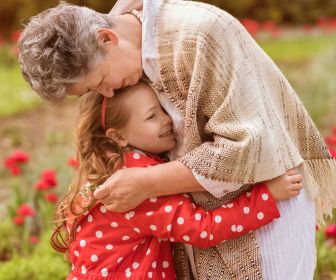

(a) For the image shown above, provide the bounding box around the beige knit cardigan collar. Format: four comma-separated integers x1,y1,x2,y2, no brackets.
155,0,336,225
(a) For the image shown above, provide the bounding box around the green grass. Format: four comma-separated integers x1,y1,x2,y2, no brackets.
260,33,336,62
0,63,40,118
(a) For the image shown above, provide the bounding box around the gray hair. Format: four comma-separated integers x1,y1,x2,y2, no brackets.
18,2,113,102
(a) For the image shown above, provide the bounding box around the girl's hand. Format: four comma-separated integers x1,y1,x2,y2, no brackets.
266,168,303,201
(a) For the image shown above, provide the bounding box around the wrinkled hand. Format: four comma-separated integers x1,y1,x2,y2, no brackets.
93,168,150,212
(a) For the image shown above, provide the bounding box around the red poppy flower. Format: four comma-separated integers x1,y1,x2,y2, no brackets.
262,20,275,32
17,204,35,217
4,150,30,175
329,147,336,159
241,18,260,37
303,24,314,33
41,169,58,187
317,16,327,28
325,136,336,146
10,31,20,42
13,216,25,225
325,224,336,238
45,193,58,203
67,157,79,169
35,179,49,190
7,165,21,176
30,235,39,245
329,19,336,30
10,150,30,163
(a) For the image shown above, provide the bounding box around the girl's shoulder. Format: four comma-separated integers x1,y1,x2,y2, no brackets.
123,150,165,168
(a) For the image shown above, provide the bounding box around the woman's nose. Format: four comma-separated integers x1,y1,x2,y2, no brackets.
99,86,115,98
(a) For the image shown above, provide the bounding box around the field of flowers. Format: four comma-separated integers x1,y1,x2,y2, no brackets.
0,17,336,279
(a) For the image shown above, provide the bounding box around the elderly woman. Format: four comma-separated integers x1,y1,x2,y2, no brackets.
18,0,336,279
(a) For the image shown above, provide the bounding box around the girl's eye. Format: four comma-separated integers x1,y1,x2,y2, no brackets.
147,114,155,120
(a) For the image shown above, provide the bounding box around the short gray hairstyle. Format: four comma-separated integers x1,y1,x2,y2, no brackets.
18,2,113,102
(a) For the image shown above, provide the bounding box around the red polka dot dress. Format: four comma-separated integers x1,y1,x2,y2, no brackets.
67,151,280,280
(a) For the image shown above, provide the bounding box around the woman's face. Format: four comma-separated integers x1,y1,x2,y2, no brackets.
68,33,143,98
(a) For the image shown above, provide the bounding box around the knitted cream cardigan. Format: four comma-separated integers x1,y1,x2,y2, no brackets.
156,0,336,226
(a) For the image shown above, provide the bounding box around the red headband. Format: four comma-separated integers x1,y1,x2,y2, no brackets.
101,96,108,130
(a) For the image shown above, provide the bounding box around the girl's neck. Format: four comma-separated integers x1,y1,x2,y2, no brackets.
123,146,147,156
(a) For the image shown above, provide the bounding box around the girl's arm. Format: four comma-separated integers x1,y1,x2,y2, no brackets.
94,161,205,212
121,183,279,248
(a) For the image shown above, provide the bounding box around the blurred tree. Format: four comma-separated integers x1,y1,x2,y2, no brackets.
1,0,336,36
211,0,257,18
0,0,117,37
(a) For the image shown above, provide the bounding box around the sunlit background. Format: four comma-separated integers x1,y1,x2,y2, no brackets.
0,1,336,279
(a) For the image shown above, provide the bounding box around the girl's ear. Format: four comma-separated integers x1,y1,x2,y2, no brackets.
97,28,119,46
106,128,127,147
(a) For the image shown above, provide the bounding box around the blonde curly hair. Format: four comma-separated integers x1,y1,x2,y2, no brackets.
50,86,134,252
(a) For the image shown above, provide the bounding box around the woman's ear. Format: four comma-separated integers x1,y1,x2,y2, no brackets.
97,28,119,46
106,128,127,147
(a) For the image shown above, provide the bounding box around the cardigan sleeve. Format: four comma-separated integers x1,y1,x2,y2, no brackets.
126,183,280,249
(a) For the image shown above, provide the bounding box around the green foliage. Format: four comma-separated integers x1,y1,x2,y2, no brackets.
0,62,40,117
0,146,76,279
315,228,336,279
0,218,17,262
0,144,76,256
260,34,336,62
0,231,70,280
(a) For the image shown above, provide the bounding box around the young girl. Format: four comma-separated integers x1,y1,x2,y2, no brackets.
52,81,303,280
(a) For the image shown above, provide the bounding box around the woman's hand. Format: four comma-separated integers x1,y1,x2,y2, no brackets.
93,167,149,212
93,160,204,212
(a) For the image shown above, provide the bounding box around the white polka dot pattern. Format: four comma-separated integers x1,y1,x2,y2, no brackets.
111,222,118,228
67,152,279,279
91,255,98,262
96,231,103,238
101,268,108,277
150,197,157,203
177,217,184,224
262,193,269,201
257,212,264,220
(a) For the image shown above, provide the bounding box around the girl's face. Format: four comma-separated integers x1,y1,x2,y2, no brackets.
116,85,176,154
